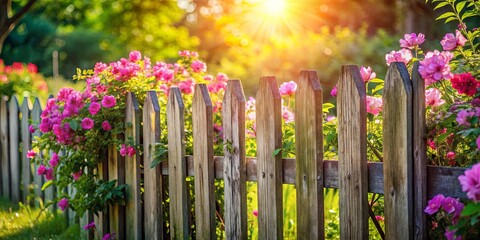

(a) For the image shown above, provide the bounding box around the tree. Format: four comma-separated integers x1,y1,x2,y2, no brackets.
0,0,38,54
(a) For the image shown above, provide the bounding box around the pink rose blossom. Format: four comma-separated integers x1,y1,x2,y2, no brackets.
27,150,36,159
385,49,413,66
441,30,467,51
375,215,384,221
83,221,96,230
441,197,459,214
458,162,480,201
477,135,480,150
120,144,127,157
282,107,294,123
445,229,462,240
72,170,82,181
127,146,136,157
252,209,258,217
178,79,194,94
102,95,116,108
419,50,453,85
360,66,376,82
81,118,94,130
45,167,54,180
49,153,59,167
330,86,337,97
191,60,207,73
424,194,445,215
366,96,383,116
37,165,46,175
425,88,445,107
129,51,142,62
58,198,69,211
29,125,36,133
279,81,297,96
89,102,101,115
456,110,474,126
103,233,113,240
102,121,112,131
399,33,425,49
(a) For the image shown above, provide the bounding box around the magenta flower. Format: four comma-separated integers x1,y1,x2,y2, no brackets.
399,33,425,49
101,121,112,131
83,221,95,230
37,165,46,175
330,86,337,97
279,81,297,96
252,209,258,217
129,51,142,62
360,66,376,82
49,153,59,167
425,88,445,107
58,198,69,211
441,197,459,214
375,215,384,221
102,233,112,240
425,194,445,215
441,30,467,51
445,229,462,240
72,170,82,181
102,95,116,108
178,79,194,94
446,151,456,161
127,146,136,157
458,163,480,201
81,118,94,130
120,144,127,157
282,107,294,123
27,150,36,159
477,135,480,150
366,96,383,116
418,50,453,85
45,167,54,180
191,60,207,73
456,110,474,127
89,102,101,115
385,49,413,66
28,125,36,133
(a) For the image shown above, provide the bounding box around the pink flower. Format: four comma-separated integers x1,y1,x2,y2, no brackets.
477,135,480,150
29,125,36,133
89,102,101,115
37,165,46,175
419,50,453,85
445,229,462,240
282,107,294,123
45,167,54,180
279,81,297,96
366,96,383,116
330,86,337,97
72,170,82,181
102,95,116,108
49,153,59,167
441,197,459,214
425,88,445,107
425,194,445,215
216,73,228,82
178,79,194,94
101,121,112,131
58,198,69,211
127,146,136,157
83,221,95,230
441,30,467,51
458,163,480,201
102,233,113,240
360,66,376,82
129,51,142,62
27,150,36,159
120,144,127,157
375,215,384,221
456,110,474,126
385,49,413,66
399,33,425,49
191,60,207,73
81,118,94,130
252,209,258,217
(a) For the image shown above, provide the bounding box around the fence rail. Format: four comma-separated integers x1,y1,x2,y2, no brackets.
0,63,468,239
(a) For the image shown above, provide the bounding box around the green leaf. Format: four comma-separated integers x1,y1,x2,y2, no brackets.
69,120,79,131
456,1,466,13
436,12,456,20
461,203,480,216
445,16,458,23
434,2,449,10
461,11,476,20
272,148,281,157
369,78,384,83
322,103,335,113
41,180,53,191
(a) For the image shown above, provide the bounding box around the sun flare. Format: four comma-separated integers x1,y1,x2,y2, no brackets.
260,0,287,17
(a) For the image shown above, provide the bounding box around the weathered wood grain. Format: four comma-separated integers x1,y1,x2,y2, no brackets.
222,80,247,240
411,62,427,239
383,62,413,240
108,140,126,240
125,92,143,240
167,87,189,240
9,96,20,202
0,96,9,199
193,84,216,240
295,70,324,239
256,76,283,239
20,97,31,204
31,98,43,205
143,91,163,240
338,65,368,240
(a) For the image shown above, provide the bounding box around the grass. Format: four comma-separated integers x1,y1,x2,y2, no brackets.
0,197,80,240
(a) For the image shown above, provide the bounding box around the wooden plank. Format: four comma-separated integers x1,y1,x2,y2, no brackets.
167,87,189,239
411,62,427,239
143,91,163,240
31,98,43,204
193,84,216,239
295,70,324,239
20,97,32,204
0,96,9,199
337,65,368,239
256,76,283,239
222,80,247,240
383,62,413,240
125,92,143,240
108,142,125,239
9,96,20,202
94,158,109,237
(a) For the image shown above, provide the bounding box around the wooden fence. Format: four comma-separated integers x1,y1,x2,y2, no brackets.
0,63,468,239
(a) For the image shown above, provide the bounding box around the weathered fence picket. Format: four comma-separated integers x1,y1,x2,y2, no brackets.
20,97,31,204
295,70,324,239
31,98,43,205
1,96,9,199
256,76,283,239
383,62,414,239
223,80,247,240
338,65,369,239
8,96,20,203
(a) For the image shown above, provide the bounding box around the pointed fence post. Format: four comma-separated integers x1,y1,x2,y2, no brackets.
295,70,324,239
256,76,283,239
222,80,247,240
338,65,368,239
31,98,43,205
167,87,189,239
411,62,427,239
21,97,31,204
108,137,126,240
125,92,143,240
0,96,9,199
143,91,164,240
9,96,20,202
193,84,216,239
383,62,413,239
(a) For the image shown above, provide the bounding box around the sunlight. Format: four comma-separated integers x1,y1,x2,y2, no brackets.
260,0,287,17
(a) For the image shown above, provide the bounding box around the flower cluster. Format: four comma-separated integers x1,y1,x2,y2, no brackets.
0,60,48,98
